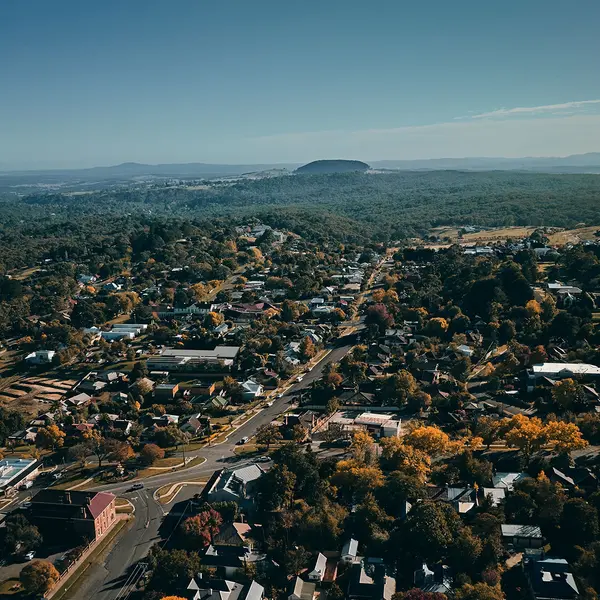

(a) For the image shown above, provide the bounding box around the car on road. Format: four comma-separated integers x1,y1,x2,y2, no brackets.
237,436,249,445
24,551,36,561
19,480,33,490
297,375,304,382
129,483,144,491
276,393,283,398
52,471,64,480
254,456,271,463
19,502,32,510
266,401,274,407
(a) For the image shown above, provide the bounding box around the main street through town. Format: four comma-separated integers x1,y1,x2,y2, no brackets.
70,254,389,600
77,327,363,600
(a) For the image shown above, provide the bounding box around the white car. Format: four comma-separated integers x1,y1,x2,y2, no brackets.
237,436,249,445
266,401,274,407
297,375,304,382
24,551,36,561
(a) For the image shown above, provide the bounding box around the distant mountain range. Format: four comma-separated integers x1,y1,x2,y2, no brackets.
2,154,600,189
370,153,600,173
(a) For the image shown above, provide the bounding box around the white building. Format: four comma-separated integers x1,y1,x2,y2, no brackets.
25,350,56,365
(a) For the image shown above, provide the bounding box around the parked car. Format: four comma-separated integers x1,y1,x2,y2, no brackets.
19,502,32,510
24,551,36,561
237,436,249,445
19,480,33,490
52,471,64,480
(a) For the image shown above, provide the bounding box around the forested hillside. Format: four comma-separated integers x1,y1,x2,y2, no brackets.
1,171,599,258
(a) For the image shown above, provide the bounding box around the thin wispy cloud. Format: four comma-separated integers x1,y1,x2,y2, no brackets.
468,99,600,120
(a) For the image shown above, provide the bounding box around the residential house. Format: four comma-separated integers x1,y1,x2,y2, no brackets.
550,467,598,492
226,302,279,322
8,427,39,445
155,383,180,400
482,487,506,507
77,379,107,394
414,563,452,595
186,574,264,600
502,524,543,550
25,350,56,365
213,522,253,549
492,472,530,491
308,553,327,582
202,465,265,507
113,419,133,437
341,538,359,564
347,561,396,600
426,486,478,514
202,544,265,578
28,489,116,541
288,577,316,600
65,392,92,408
524,557,580,600
181,413,210,435
241,379,263,401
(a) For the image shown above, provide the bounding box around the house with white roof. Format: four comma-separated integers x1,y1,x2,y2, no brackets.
203,464,266,506
308,553,327,582
25,350,56,365
241,379,263,400
341,538,359,564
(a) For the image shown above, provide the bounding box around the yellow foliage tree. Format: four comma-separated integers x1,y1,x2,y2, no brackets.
379,437,431,480
191,283,207,301
331,459,384,498
502,414,546,463
350,430,375,462
384,289,399,304
544,420,588,455
36,424,66,451
403,425,451,456
371,289,385,303
525,299,542,316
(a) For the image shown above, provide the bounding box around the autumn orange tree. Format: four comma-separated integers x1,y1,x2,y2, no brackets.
20,560,60,595
180,509,222,548
35,424,66,451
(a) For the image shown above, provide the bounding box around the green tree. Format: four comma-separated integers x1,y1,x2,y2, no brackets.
5,514,42,554
255,423,283,450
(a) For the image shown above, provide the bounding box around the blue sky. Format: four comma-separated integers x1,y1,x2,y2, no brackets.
2,0,600,169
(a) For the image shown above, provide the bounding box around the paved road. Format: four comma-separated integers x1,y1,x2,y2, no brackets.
78,332,360,599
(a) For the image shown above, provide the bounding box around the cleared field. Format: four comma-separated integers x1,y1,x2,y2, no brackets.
547,225,600,245
0,376,76,416
428,225,600,248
